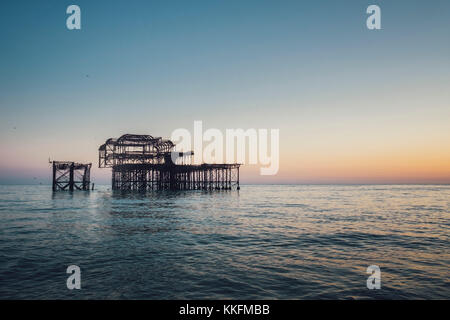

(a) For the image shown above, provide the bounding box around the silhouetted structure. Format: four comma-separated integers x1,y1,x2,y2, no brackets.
99,134,240,191
52,161,91,191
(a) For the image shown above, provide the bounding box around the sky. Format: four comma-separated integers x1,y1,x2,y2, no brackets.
0,0,449,184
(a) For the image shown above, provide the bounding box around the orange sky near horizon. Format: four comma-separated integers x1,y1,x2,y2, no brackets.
1,132,449,184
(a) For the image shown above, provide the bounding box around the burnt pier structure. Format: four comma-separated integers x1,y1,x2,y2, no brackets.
52,161,91,191
99,134,240,191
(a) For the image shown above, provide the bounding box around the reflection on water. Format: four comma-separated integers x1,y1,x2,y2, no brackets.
0,185,448,299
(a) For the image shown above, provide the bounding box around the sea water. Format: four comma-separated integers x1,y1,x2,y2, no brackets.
0,185,448,299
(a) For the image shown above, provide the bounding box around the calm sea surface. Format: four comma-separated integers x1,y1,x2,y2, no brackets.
0,185,448,299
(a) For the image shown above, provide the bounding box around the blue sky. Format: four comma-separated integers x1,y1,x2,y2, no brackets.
1,0,449,184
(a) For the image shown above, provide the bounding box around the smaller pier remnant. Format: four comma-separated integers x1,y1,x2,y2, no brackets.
52,161,92,191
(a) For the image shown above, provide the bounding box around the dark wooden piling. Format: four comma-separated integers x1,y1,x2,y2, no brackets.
52,161,91,191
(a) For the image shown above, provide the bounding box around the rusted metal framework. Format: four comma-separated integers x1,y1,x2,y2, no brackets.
52,161,91,191
99,134,240,191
